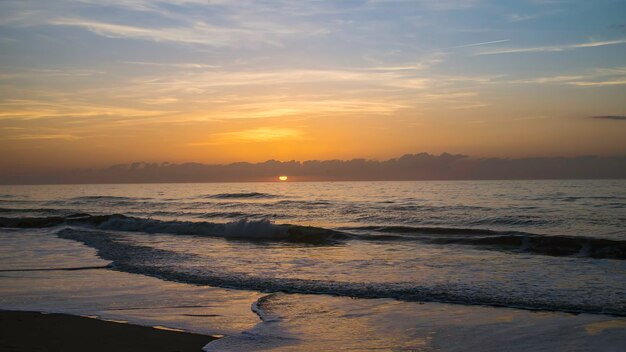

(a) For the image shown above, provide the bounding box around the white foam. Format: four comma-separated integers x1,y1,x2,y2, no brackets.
96,216,287,240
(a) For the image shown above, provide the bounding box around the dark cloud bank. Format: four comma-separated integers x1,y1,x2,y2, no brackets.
2,153,626,184
590,115,626,121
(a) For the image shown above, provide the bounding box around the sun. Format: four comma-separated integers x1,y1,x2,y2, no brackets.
278,176,288,181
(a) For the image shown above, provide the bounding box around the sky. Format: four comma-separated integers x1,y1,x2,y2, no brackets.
0,0,625,174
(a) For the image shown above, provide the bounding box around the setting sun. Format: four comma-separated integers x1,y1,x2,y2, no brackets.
279,176,288,181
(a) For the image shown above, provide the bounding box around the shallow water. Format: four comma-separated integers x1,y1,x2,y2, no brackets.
1,180,625,350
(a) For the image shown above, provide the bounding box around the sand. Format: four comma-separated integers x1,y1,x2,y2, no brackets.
0,310,215,352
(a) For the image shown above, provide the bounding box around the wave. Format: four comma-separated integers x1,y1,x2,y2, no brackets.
94,216,346,243
45,198,175,208
0,199,30,204
54,228,626,317
199,211,285,219
386,204,489,212
0,214,347,243
199,211,251,218
42,195,155,207
345,225,626,259
2,214,624,259
203,192,280,199
120,210,286,220
70,195,152,201
0,207,69,214
531,195,626,202
593,202,626,209
467,215,551,227
365,206,551,226
274,200,332,206
348,225,500,236
0,215,75,228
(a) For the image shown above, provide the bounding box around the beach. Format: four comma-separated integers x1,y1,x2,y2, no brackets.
0,310,214,352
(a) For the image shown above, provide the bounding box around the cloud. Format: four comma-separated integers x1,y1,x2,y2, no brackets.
0,101,175,122
444,39,509,49
368,0,481,11
509,66,626,87
211,99,409,119
506,8,563,23
475,39,626,56
189,127,304,145
0,68,104,80
507,14,541,22
569,80,626,87
0,56,490,131
590,115,626,121
4,153,626,184
2,1,333,49
108,64,491,117
122,61,221,69
50,18,287,48
0,133,81,141
0,0,493,124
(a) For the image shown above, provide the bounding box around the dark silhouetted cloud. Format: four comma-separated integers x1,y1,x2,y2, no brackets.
1,153,625,184
591,115,626,121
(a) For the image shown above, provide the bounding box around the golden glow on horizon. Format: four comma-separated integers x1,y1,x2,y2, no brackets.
279,176,288,181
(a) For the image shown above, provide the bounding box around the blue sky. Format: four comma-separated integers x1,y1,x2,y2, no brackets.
0,0,625,171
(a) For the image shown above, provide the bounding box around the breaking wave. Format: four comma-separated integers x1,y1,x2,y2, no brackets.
1,214,624,258
0,214,346,243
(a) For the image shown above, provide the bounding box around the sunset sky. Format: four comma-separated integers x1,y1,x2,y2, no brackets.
1,0,625,173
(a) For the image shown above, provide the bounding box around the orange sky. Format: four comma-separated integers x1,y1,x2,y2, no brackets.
1,1,625,173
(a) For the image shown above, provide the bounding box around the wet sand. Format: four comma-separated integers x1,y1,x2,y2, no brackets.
0,310,215,352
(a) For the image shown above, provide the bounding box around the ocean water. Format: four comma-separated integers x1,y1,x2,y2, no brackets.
1,180,625,350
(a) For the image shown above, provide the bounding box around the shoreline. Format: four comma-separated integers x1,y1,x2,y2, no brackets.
0,310,217,352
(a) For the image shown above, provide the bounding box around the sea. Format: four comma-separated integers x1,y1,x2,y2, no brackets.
1,180,625,351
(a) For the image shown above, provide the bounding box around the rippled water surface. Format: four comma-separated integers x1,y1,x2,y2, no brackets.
2,180,625,237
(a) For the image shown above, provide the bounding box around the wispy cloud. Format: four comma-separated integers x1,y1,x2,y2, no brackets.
569,79,626,87
189,127,304,145
50,18,289,48
367,0,481,11
0,133,81,141
0,99,176,122
510,75,585,84
475,39,626,55
512,115,550,121
0,68,104,80
507,13,541,22
210,99,409,119
0,56,492,135
1,1,334,49
506,8,563,23
509,66,626,87
122,61,221,69
445,39,509,49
